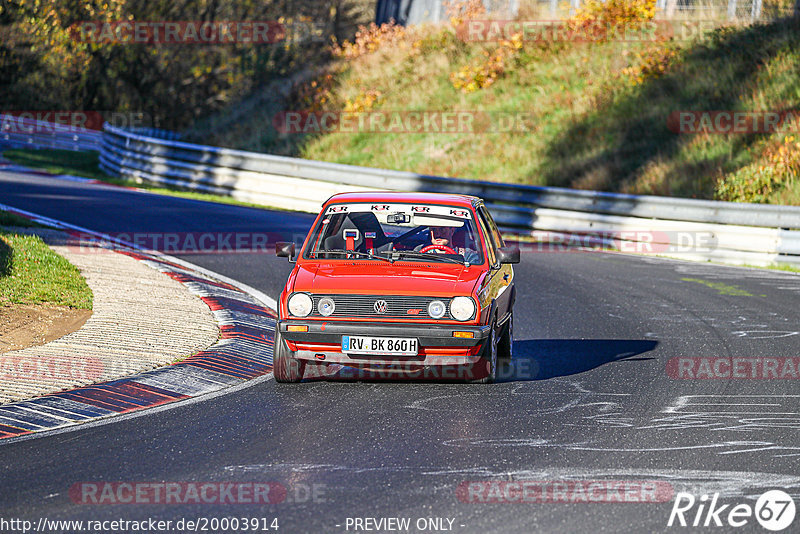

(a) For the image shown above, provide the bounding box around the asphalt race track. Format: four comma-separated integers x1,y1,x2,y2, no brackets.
2,170,800,533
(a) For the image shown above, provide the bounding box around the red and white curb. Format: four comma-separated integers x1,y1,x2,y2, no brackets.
0,203,277,441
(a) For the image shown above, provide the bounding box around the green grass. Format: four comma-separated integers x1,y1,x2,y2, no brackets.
2,149,292,212
0,227,93,309
742,262,800,273
0,211,44,228
197,16,800,205
4,148,110,181
680,277,755,296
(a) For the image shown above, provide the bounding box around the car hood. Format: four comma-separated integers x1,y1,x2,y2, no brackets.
292,261,483,297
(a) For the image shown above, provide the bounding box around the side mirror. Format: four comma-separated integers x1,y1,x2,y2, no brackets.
275,242,295,260
497,245,520,264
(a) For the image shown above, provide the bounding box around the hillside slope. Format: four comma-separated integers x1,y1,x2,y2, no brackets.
196,4,800,205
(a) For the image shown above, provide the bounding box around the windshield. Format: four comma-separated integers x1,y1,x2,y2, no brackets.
302,202,484,265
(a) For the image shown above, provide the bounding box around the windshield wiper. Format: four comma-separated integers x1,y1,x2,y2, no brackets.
391,251,465,265
310,249,393,263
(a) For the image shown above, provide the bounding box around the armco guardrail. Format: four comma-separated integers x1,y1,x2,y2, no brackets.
100,123,800,267
0,114,102,152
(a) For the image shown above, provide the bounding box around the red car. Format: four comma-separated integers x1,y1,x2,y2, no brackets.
273,192,518,383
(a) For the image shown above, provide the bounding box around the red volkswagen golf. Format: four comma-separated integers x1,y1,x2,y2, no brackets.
273,192,518,383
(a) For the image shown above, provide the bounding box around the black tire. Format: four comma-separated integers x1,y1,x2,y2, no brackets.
273,328,305,383
472,324,498,384
498,313,513,361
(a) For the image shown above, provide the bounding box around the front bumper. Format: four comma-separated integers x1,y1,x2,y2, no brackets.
279,320,490,366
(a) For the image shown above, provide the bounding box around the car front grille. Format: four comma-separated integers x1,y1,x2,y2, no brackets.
309,294,450,319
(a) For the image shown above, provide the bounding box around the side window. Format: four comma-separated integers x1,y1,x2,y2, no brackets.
478,205,505,249
475,209,497,266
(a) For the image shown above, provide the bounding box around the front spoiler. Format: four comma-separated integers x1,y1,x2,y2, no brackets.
278,320,490,366
279,320,490,346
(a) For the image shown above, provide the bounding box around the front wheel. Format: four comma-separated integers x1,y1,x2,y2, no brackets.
472,325,498,384
273,328,305,383
498,313,513,361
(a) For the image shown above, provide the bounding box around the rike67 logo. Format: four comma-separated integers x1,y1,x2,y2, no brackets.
668,490,796,531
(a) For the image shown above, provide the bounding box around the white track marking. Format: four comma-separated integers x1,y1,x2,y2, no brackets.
0,373,274,445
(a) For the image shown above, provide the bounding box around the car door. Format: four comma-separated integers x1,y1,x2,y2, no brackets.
475,204,514,325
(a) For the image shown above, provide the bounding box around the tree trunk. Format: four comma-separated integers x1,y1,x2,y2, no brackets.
727,0,738,20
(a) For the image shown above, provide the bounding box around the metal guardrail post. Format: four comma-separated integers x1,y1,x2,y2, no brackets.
0,115,102,152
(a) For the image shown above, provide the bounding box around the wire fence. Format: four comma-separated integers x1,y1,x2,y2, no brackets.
376,0,797,24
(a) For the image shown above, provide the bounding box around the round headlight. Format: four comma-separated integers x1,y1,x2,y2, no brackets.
450,296,475,321
428,300,446,319
318,297,336,317
287,293,312,317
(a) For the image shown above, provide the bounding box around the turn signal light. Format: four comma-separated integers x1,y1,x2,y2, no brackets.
287,325,308,332
452,331,474,339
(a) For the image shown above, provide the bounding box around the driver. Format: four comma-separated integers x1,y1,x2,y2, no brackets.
430,225,456,249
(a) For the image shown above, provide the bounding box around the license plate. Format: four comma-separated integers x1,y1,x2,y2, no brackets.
341,335,418,356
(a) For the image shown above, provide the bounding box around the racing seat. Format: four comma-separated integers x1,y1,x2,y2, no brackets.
323,213,387,252
323,217,360,251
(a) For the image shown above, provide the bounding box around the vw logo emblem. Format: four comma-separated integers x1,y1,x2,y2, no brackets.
374,300,388,314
